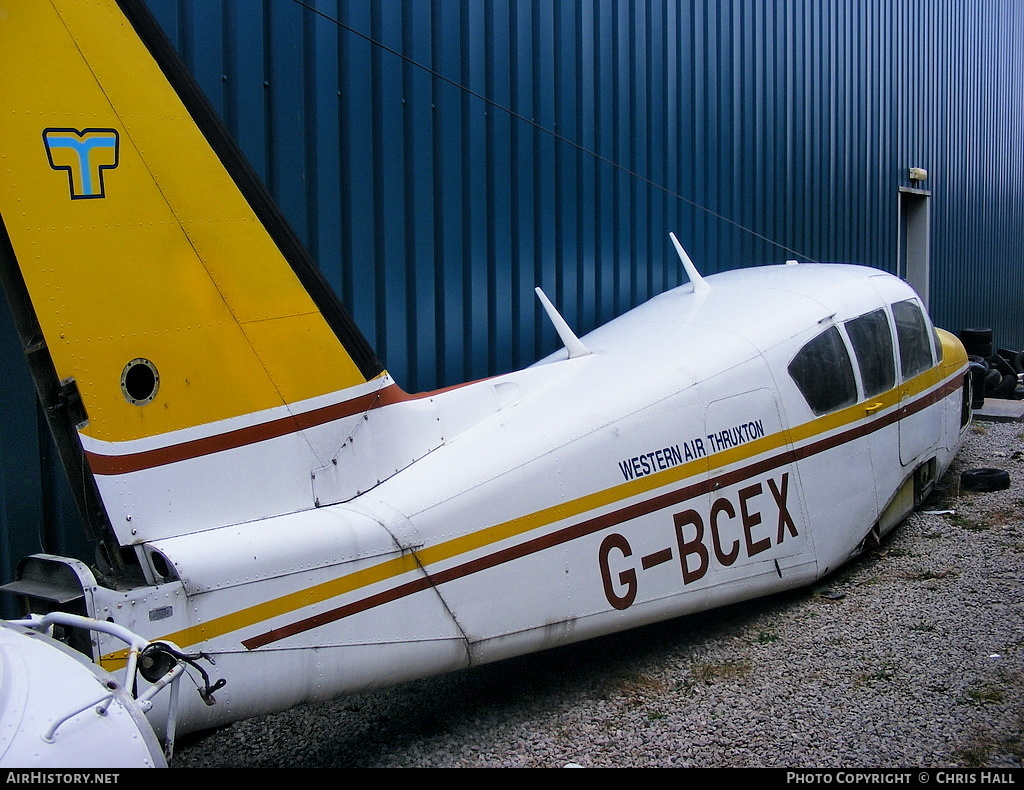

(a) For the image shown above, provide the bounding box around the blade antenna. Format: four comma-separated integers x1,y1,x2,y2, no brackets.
534,287,591,359
669,232,710,293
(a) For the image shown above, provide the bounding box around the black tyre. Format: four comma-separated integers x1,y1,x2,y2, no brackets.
968,362,987,409
989,353,1015,376
994,373,1019,398
961,468,1010,492
959,328,993,345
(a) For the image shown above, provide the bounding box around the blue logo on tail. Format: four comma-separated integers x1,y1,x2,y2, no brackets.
43,128,120,199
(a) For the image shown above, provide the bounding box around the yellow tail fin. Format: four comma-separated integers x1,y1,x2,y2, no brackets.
0,0,381,449
0,0,395,554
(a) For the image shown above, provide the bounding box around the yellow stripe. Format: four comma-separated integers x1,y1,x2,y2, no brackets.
98,362,964,668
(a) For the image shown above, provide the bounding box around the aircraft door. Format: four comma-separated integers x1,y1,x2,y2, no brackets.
778,324,879,568
844,308,899,516
893,299,941,466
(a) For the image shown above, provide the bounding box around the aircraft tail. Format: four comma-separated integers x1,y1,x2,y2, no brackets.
0,0,418,559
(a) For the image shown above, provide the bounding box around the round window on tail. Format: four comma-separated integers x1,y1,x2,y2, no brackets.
121,358,160,406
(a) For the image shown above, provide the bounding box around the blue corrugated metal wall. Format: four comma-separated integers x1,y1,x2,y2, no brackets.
2,0,1023,591
138,0,1024,384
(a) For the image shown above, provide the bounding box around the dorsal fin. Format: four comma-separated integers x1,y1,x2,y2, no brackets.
669,232,710,293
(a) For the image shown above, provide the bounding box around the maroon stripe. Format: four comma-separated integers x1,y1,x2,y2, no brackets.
241,374,965,648
85,369,960,478
85,376,496,476
243,576,435,650
85,384,420,475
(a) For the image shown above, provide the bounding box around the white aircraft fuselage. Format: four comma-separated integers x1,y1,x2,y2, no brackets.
0,0,970,763
72,262,969,735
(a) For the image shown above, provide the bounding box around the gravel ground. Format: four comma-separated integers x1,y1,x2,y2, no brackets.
171,417,1024,768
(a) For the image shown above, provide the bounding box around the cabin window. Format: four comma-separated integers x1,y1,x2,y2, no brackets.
788,326,858,415
892,299,933,380
845,309,896,398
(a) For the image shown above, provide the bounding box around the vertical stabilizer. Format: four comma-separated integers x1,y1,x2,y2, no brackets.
0,0,398,550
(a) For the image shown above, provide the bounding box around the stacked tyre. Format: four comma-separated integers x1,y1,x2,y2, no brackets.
959,328,1024,402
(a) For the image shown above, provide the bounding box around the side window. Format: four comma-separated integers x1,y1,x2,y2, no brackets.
892,299,934,380
788,326,858,415
845,309,896,398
